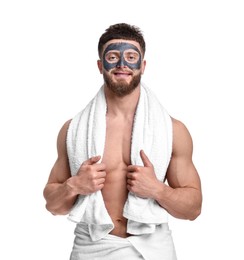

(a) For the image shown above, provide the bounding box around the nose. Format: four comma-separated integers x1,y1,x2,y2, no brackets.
116,57,126,68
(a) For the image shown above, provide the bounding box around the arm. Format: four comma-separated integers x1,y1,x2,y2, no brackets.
43,120,107,216
154,118,202,220
127,118,202,220
43,120,77,215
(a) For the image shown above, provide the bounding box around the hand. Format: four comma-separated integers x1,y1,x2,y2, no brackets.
127,150,160,199
68,156,106,195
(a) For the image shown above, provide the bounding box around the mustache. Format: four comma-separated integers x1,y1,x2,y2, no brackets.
111,68,133,74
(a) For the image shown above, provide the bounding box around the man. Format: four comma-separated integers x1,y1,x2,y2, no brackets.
43,23,202,260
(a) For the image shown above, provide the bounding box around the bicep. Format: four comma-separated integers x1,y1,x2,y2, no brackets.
166,118,201,190
47,120,72,184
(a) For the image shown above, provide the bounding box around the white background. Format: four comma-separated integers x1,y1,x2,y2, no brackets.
1,0,243,259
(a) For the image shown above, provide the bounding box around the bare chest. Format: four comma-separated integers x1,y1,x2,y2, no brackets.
101,117,134,236
102,117,133,171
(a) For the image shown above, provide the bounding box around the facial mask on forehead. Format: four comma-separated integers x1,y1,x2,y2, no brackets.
103,42,142,71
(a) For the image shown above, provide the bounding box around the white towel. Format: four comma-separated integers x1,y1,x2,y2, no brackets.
70,223,177,260
66,83,172,241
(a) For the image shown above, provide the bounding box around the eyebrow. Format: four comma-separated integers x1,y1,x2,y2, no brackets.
105,50,120,53
124,50,139,53
106,49,139,54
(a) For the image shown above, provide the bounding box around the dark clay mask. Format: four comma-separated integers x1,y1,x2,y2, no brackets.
103,42,142,71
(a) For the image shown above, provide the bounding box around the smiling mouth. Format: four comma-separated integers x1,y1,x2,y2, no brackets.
113,70,132,77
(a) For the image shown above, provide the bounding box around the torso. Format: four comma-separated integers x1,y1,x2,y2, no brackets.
101,114,134,238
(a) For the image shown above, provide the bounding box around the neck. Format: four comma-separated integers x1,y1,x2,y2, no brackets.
104,85,140,118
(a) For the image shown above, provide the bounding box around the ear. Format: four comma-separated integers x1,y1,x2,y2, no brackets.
97,60,103,74
141,60,146,74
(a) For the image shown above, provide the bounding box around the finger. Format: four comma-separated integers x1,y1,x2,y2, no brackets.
127,165,140,172
140,150,153,167
96,177,106,185
82,155,101,165
97,170,106,178
127,178,134,185
94,162,106,172
127,172,134,179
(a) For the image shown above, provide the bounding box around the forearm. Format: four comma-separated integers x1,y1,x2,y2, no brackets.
153,182,202,220
43,180,78,215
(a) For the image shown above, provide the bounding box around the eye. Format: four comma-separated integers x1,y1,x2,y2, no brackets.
124,51,139,63
105,52,120,63
128,54,136,61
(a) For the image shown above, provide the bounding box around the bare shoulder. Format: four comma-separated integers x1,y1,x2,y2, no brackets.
171,117,192,138
56,119,72,151
171,117,193,157
47,119,72,184
166,117,201,190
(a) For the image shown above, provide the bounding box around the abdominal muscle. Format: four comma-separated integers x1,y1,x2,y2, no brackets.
101,165,129,238
101,116,133,238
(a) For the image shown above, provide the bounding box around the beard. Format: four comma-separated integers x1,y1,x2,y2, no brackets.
103,72,141,97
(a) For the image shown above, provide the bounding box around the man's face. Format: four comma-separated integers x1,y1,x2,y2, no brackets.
99,40,145,97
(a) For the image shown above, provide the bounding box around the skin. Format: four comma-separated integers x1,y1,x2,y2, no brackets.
43,39,202,238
